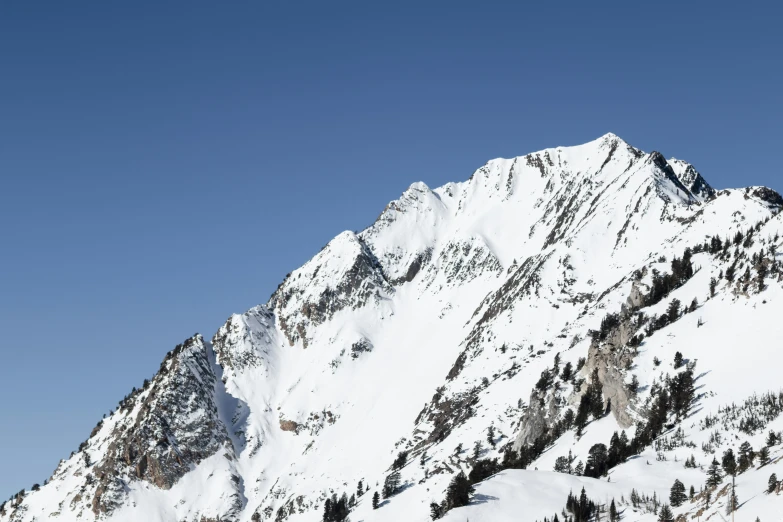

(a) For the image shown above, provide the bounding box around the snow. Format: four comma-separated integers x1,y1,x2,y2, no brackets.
3,133,782,522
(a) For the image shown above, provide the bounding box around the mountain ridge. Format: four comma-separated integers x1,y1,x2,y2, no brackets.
4,133,783,522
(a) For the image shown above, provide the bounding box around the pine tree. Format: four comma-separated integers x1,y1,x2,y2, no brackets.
588,368,604,419
443,471,473,510
769,473,778,494
609,498,618,522
487,425,496,447
429,502,442,520
357,480,363,497
673,351,683,369
669,479,687,507
689,485,695,500
738,441,755,472
667,299,681,323
706,457,722,488
628,374,639,395
382,471,401,498
725,479,738,515
574,395,590,436
561,361,573,382
758,446,770,465
584,443,608,478
473,440,482,459
766,429,779,447
392,450,408,470
372,491,379,510
574,460,584,476
658,504,674,522
722,448,737,477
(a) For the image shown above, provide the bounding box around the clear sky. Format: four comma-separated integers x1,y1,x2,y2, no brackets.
0,1,781,496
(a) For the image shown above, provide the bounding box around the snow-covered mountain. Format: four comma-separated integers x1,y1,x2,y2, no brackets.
4,133,783,522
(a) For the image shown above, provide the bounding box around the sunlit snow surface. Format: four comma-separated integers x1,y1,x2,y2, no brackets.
4,134,782,522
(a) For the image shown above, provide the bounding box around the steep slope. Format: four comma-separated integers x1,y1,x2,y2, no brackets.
3,133,782,522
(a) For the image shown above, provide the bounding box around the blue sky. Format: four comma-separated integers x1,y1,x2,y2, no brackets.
0,1,781,495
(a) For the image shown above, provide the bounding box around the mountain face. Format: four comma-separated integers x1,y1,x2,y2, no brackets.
4,133,783,522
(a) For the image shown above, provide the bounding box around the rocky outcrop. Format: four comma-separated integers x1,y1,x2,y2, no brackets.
269,232,393,347
577,335,636,428
213,305,277,373
90,335,232,516
512,388,561,450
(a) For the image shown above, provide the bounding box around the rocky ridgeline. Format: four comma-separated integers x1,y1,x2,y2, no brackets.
4,134,783,522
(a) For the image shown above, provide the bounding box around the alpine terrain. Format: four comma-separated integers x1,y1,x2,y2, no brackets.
4,133,783,522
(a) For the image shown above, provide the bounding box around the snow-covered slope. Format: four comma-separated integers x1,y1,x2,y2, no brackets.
4,133,783,522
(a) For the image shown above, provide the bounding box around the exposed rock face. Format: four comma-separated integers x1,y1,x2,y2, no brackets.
269,231,393,347
578,335,636,429
422,237,502,289
90,335,232,516
213,305,277,373
669,159,715,200
7,134,783,522
750,186,783,208
512,388,561,450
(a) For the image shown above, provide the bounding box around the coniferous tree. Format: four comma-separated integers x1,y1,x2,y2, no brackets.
565,487,595,522
372,491,379,509
769,473,778,494
669,479,687,507
487,425,496,447
588,368,604,419
738,441,755,472
667,299,681,323
392,451,408,470
669,368,695,419
357,480,363,497
609,498,618,522
607,432,623,468
337,493,349,521
561,361,573,382
468,458,500,484
628,374,640,395
725,479,738,515
658,504,674,522
673,351,683,369
574,395,591,436
443,471,473,510
722,448,737,477
382,471,401,498
429,502,442,520
766,430,779,447
473,440,482,459
574,460,584,476
758,446,770,465
584,443,608,478
706,457,723,488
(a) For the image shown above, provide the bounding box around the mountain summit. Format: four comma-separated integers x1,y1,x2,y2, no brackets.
4,135,783,522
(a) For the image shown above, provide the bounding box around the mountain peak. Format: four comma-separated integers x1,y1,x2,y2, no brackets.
7,135,783,522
